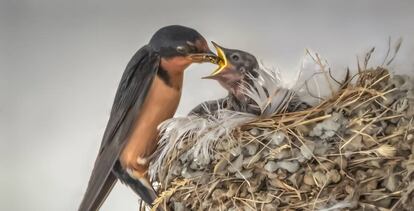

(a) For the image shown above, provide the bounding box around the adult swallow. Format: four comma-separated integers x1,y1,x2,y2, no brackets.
79,25,217,211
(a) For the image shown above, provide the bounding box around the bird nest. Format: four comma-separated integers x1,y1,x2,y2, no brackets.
149,63,414,210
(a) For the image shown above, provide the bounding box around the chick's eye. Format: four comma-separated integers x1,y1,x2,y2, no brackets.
231,54,240,61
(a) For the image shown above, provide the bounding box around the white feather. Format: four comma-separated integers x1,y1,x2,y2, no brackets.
241,66,295,117
150,109,255,180
293,50,342,105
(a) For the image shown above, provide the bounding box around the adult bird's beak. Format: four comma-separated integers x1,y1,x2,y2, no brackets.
188,49,220,64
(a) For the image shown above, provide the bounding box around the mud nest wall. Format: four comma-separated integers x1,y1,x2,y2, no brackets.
151,68,414,211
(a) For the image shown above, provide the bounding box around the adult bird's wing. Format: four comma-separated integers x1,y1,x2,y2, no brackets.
79,45,160,211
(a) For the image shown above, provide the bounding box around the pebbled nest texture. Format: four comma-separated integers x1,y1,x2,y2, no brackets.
150,67,414,211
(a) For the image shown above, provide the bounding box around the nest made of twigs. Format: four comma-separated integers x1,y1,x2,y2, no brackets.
150,67,414,211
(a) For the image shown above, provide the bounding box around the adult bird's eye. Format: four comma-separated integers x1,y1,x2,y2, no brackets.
231,54,240,61
176,46,186,53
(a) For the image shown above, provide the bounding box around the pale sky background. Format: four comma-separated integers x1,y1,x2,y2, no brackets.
1,0,414,211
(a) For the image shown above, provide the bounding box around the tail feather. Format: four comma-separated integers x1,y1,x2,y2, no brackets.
78,143,121,211
90,173,117,211
78,172,117,211
78,173,117,211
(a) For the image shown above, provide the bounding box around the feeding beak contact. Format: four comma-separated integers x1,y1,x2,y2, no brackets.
188,50,220,64
202,41,229,79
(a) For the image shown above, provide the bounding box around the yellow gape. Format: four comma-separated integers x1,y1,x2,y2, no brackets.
210,41,228,76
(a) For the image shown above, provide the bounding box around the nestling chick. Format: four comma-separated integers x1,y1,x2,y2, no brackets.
190,42,310,116
190,42,261,115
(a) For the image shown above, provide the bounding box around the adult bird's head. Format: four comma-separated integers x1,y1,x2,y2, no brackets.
203,42,259,100
149,25,218,74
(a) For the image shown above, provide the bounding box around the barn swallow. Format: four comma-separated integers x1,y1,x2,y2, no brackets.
78,25,218,211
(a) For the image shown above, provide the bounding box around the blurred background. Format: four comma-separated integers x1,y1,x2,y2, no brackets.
1,0,413,210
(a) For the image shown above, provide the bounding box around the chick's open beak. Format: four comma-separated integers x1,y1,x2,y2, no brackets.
202,41,229,79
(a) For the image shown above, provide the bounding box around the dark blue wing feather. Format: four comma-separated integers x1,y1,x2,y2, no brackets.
79,45,159,211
